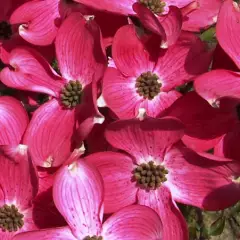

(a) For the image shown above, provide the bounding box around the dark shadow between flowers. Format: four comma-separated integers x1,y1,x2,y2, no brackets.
32,186,67,228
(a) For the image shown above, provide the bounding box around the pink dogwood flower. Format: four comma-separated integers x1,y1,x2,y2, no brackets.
74,0,194,47
13,160,163,240
0,96,37,239
0,13,106,168
74,0,193,15
102,24,212,119
84,117,240,240
77,0,190,48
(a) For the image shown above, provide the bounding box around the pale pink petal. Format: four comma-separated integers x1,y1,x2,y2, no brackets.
112,24,156,77
132,3,166,40
155,32,212,91
102,67,142,119
138,186,188,240
0,96,28,145
55,12,106,85
53,160,104,239
105,118,184,164
164,144,240,210
214,123,240,160
13,227,76,240
102,205,163,240
183,0,221,32
216,0,240,69
85,151,137,213
0,145,38,208
23,99,76,167
10,0,60,46
72,0,135,15
0,47,64,97
140,90,181,117
194,70,240,102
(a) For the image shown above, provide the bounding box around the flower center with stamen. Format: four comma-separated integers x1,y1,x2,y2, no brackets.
138,0,166,14
84,236,103,240
0,21,12,40
135,71,161,100
60,80,82,109
0,204,24,232
133,161,168,189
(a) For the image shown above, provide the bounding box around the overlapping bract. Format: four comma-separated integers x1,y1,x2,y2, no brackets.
0,0,239,239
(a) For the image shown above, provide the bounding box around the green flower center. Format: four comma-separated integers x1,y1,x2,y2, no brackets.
133,161,168,190
138,0,166,14
135,71,161,100
60,80,82,109
0,21,12,40
84,236,103,240
0,204,24,232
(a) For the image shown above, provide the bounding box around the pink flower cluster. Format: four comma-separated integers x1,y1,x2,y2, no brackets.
0,0,239,239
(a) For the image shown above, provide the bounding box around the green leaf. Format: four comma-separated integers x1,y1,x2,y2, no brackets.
208,216,226,236
200,27,216,42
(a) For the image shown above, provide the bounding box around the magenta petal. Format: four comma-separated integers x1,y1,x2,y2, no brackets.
138,186,188,240
10,0,60,46
164,145,240,210
102,67,142,119
157,6,183,47
194,70,240,102
0,145,38,208
85,151,137,213
13,227,76,240
75,82,105,142
215,123,240,160
0,47,63,96
53,160,104,239
102,205,163,240
112,24,156,77
133,3,166,40
183,0,221,32
105,118,184,164
23,99,75,167
163,91,237,140
0,96,29,145
216,0,240,69
55,12,106,84
182,135,222,152
72,0,135,15
155,32,212,91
